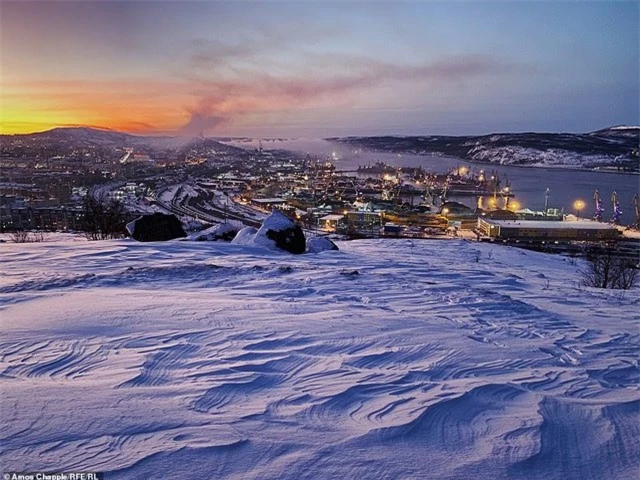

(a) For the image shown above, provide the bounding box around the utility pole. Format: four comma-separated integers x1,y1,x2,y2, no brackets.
223,191,228,224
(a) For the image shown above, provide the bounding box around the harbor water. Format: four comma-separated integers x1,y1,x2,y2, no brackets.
248,138,639,226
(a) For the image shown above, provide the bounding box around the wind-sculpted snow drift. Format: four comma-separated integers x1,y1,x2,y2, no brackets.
0,238,638,479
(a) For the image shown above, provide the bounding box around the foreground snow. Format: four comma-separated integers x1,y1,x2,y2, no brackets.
1,238,638,479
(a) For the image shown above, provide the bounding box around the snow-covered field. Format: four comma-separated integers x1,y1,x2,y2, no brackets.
1,238,638,479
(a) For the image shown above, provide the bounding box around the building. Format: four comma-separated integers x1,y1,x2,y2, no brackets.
382,222,404,236
477,218,619,241
319,214,345,231
249,198,288,210
346,210,382,229
1,205,85,231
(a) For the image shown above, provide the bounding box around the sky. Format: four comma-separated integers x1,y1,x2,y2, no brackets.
1,0,638,137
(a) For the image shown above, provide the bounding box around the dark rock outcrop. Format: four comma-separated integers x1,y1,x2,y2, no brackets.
260,211,306,254
231,211,306,254
126,213,187,242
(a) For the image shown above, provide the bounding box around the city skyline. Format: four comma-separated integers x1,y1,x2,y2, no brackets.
1,0,638,137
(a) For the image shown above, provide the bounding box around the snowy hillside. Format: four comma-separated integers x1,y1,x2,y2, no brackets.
1,238,638,479
466,145,626,168
0,127,244,152
332,127,640,171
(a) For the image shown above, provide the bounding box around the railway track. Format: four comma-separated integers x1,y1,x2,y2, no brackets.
154,188,262,228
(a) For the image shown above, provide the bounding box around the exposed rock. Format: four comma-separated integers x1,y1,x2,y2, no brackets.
340,269,360,276
307,236,339,253
231,211,306,254
192,223,239,242
126,213,186,242
257,211,306,254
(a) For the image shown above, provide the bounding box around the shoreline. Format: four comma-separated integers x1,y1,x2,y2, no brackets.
332,147,639,176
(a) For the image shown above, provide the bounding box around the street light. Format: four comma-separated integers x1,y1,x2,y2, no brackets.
574,199,585,218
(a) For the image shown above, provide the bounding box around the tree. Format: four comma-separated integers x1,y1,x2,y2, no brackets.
9,229,45,243
581,244,639,290
82,192,128,240
9,230,30,243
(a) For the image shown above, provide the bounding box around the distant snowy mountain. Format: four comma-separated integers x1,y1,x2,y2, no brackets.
331,126,640,171
3,126,138,147
593,124,640,134
0,127,239,152
1,237,638,479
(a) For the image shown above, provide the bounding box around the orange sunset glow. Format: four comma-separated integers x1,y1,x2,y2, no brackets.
1,1,637,136
2,80,193,134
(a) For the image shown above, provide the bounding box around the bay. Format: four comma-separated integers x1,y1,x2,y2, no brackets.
226,138,640,225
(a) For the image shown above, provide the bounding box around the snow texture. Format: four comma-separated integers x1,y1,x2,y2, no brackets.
259,210,297,232
610,125,640,130
190,223,238,242
231,226,258,245
231,211,305,254
125,219,137,236
1,237,638,479
306,236,339,253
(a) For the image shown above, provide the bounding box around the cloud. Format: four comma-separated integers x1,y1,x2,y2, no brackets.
179,99,228,136
179,48,524,135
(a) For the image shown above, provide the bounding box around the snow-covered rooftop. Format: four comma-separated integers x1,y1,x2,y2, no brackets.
250,197,287,203
319,214,345,221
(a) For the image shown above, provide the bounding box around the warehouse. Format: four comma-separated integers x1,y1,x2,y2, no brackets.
477,218,619,240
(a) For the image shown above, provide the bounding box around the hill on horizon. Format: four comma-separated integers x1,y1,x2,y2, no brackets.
329,125,639,170
3,124,639,140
